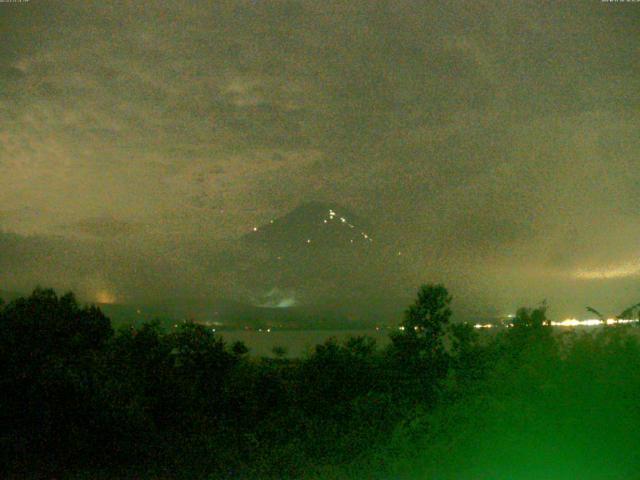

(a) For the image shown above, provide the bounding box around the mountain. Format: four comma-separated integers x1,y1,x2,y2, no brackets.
229,202,380,295
1,203,410,328
242,201,375,252
209,201,410,324
100,297,384,330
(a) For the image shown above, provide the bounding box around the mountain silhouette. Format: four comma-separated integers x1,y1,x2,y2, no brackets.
193,201,412,325
218,201,405,312
241,201,374,252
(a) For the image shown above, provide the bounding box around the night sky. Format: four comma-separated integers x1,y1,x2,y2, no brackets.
1,0,639,319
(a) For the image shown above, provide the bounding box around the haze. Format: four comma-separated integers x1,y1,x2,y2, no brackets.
2,0,639,319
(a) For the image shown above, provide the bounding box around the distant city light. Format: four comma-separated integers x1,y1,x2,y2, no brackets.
469,318,639,329
95,290,116,304
548,318,636,327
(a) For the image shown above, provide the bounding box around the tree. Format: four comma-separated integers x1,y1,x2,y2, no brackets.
447,322,488,389
232,340,249,356
0,288,114,472
168,322,236,420
344,335,377,358
402,283,452,343
389,284,453,403
616,303,640,320
512,302,548,328
586,302,640,324
0,287,113,361
272,345,287,358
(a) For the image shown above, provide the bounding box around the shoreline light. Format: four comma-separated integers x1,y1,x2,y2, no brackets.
550,318,637,327
469,318,639,329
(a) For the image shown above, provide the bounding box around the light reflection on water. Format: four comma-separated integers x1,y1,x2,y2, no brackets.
221,323,640,357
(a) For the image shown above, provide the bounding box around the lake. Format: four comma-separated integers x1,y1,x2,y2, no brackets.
220,328,392,357
219,324,640,357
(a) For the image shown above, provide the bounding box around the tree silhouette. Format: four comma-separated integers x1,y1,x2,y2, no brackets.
586,306,605,321
0,288,114,473
617,303,640,320
512,302,548,328
586,302,640,323
272,345,287,358
389,284,452,402
232,340,249,356
402,283,452,342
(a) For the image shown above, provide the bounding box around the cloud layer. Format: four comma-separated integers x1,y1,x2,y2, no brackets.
1,0,639,317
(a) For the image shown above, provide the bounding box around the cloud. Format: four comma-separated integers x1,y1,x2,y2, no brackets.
253,288,297,309
0,0,639,316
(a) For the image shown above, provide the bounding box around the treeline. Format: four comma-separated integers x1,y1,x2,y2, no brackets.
2,286,640,479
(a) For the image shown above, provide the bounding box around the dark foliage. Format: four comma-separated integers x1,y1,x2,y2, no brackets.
2,286,640,479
